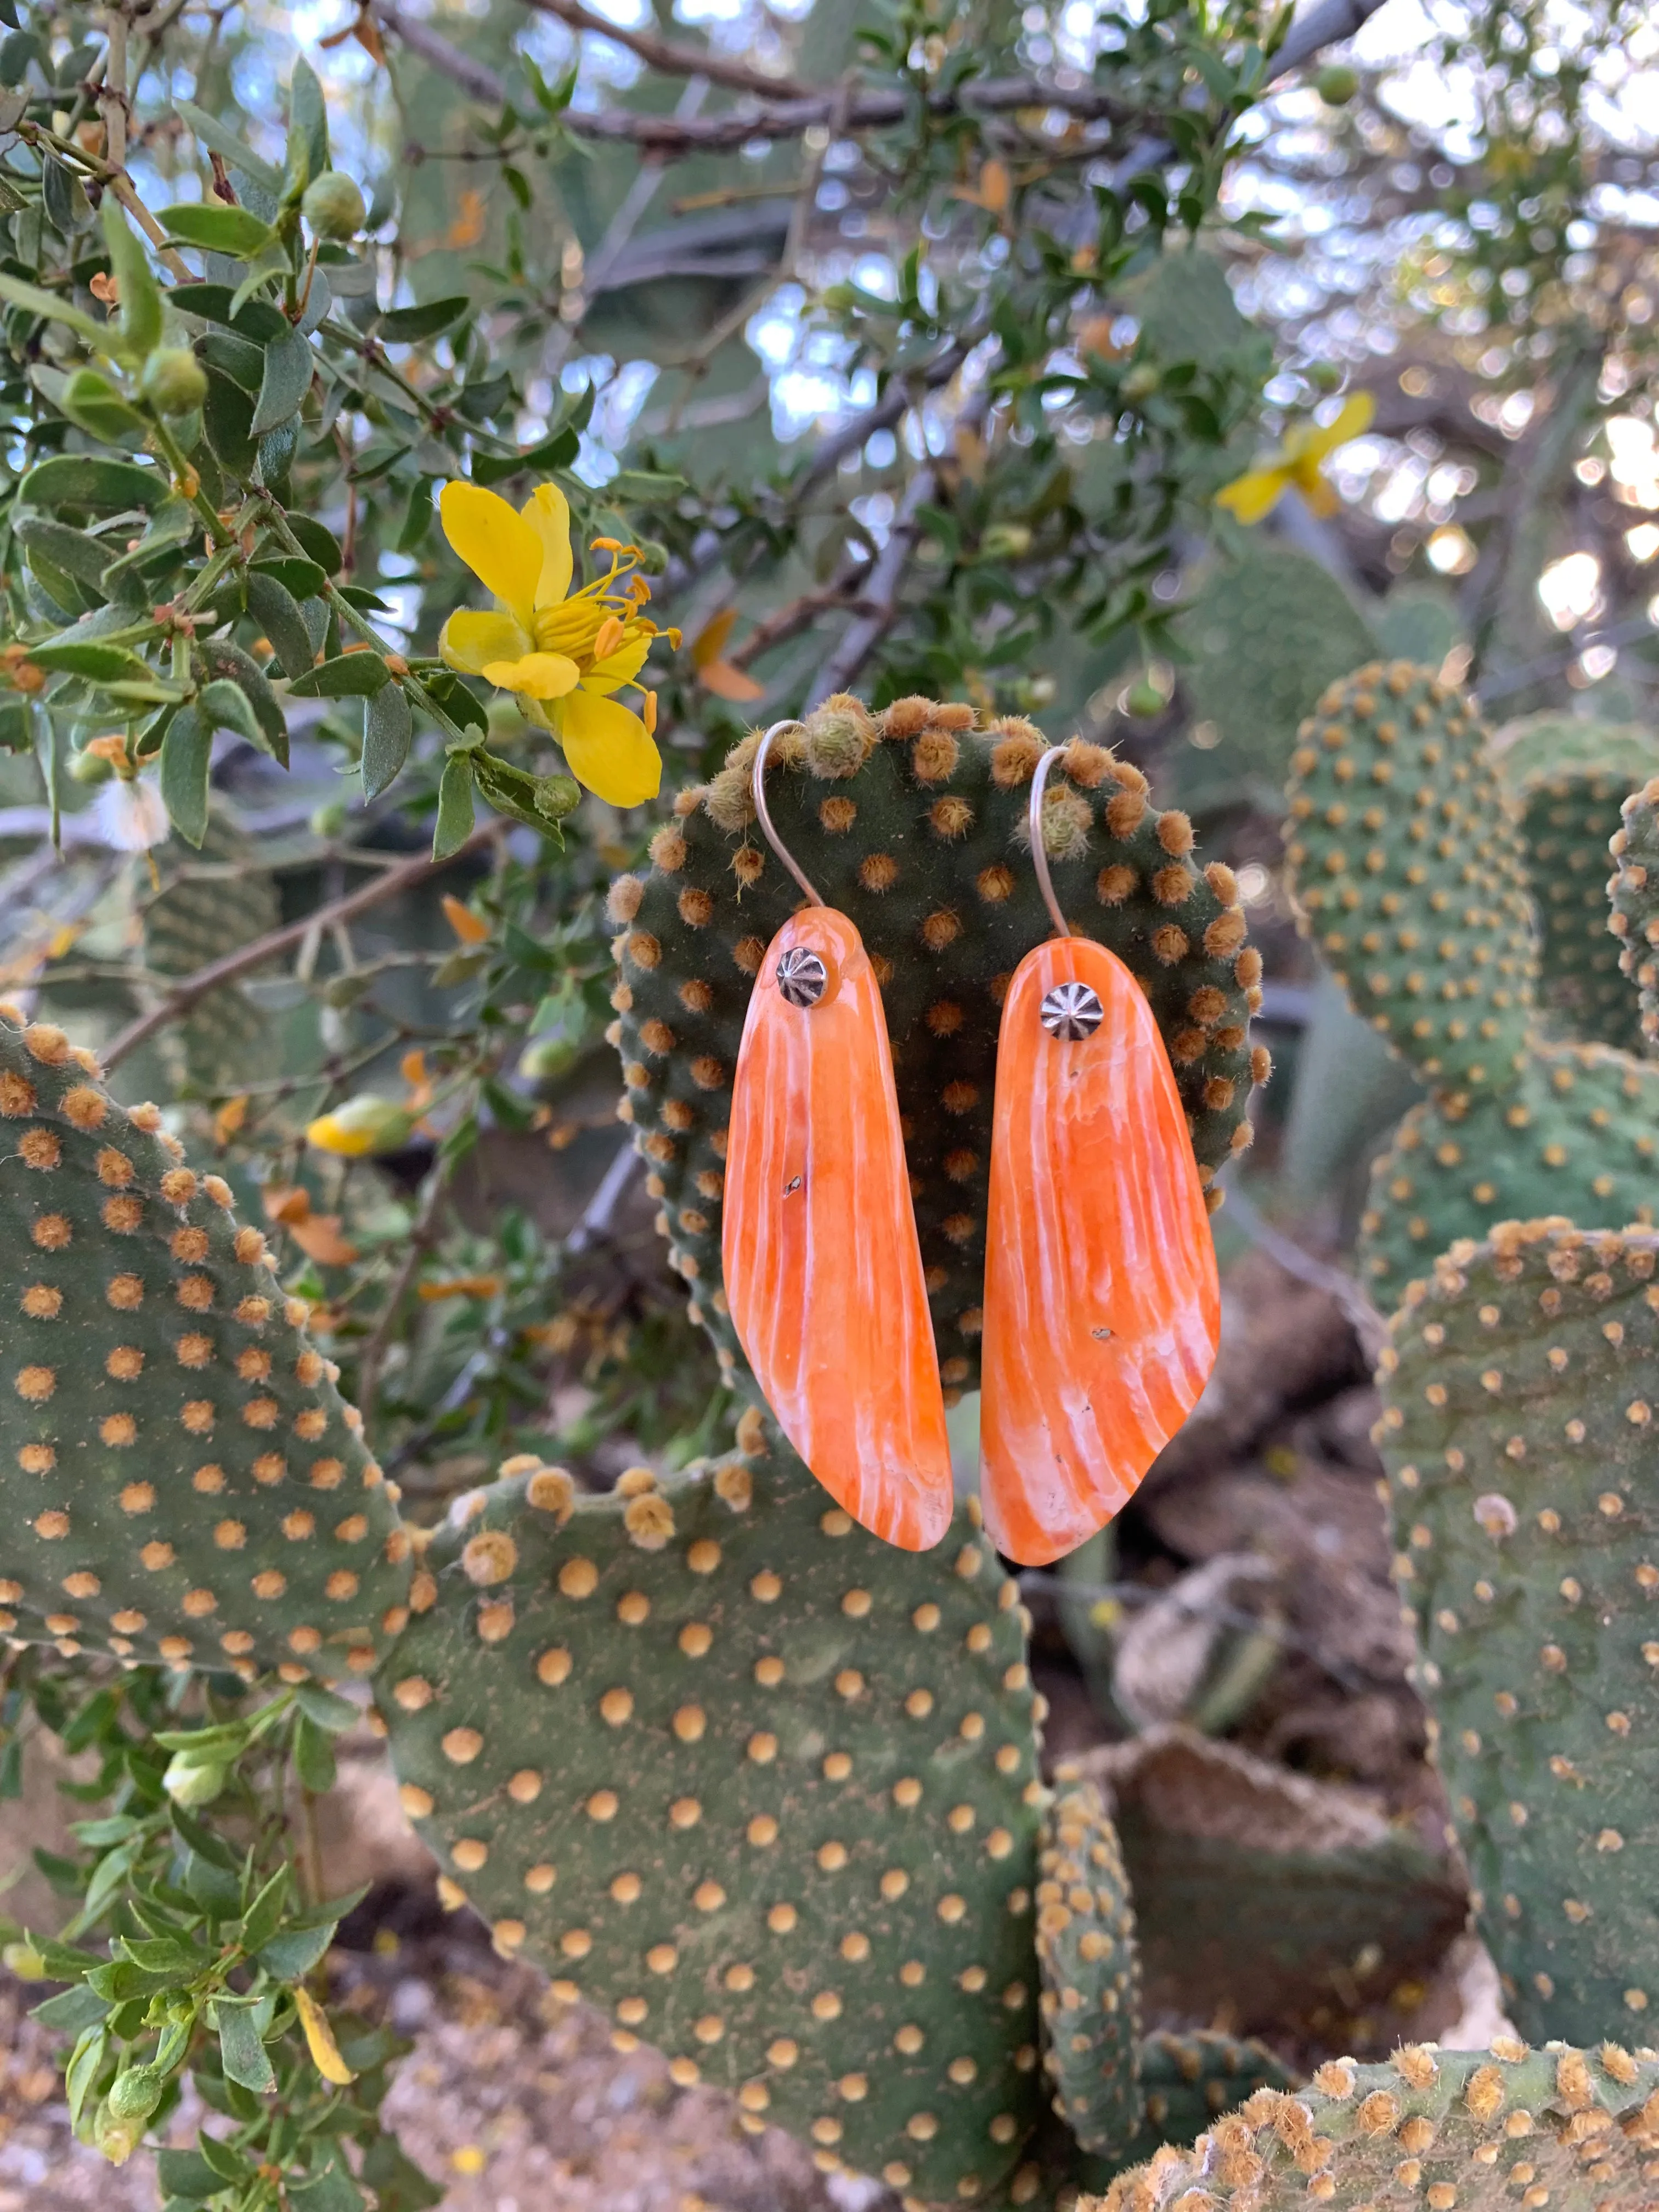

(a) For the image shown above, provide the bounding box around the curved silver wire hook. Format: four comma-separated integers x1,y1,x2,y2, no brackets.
751,720,824,907
1028,744,1072,940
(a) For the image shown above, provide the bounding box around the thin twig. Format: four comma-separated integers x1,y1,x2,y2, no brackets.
806,467,935,707
791,326,981,501
101,829,495,1071
517,0,814,101
355,1155,454,1431
370,2,507,102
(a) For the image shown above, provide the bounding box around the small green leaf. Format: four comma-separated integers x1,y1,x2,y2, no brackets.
64,2026,106,2131
471,749,577,843
157,2146,233,2198
287,2160,365,2212
200,326,267,392
245,571,315,679
375,295,470,344
20,453,169,514
287,651,389,698
98,497,197,588
119,1935,200,1974
56,366,147,442
160,704,210,847
200,639,289,765
215,1999,278,2094
294,1683,360,1734
285,515,343,573
605,466,690,501
362,681,412,799
0,271,108,347
100,198,164,364
251,555,326,600
15,516,117,590
86,1959,188,2000
251,326,315,435
202,365,258,477
30,1984,111,2033
287,57,330,195
195,2132,255,2183
175,101,285,198
254,1922,335,1980
171,281,290,341
471,425,579,486
159,201,278,258
238,1866,289,1956
433,753,476,857
420,669,487,736
29,640,155,682
294,1713,337,1794
198,675,269,752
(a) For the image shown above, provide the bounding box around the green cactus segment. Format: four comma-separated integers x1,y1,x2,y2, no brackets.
1358,1039,1659,1294
1376,1221,1659,2042
0,1012,411,1682
1284,664,1534,1092
1050,2033,1298,2202
1496,718,1659,1053
1177,547,1379,793
1035,1780,1142,2157
1096,2041,1659,2212
142,811,281,1094
1609,774,1659,1052
610,698,1265,1398
378,1420,1049,2209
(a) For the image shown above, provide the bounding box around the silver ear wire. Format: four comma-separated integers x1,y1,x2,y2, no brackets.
1029,744,1073,941
751,720,824,908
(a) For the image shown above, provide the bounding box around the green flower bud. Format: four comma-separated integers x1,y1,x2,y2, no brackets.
518,1036,579,1085
67,747,114,785
301,171,368,241
1125,679,1167,719
162,1751,227,1807
309,800,347,836
139,348,208,419
1316,63,1359,104
981,522,1032,560
635,539,670,575
1121,364,1160,401
106,2067,163,2122
2,1940,46,1980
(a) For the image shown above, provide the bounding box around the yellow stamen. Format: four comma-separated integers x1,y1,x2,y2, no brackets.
593,616,625,661
590,537,623,551
643,690,658,735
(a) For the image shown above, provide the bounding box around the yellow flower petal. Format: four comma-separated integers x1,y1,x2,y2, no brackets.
557,690,662,808
580,634,652,697
483,651,582,701
439,482,543,631
1214,464,1291,525
521,482,574,610
295,1987,357,2087
439,608,532,677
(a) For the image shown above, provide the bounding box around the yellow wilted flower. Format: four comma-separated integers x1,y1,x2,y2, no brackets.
437,481,672,808
1215,391,1375,524
295,1987,356,2086
304,1094,417,1158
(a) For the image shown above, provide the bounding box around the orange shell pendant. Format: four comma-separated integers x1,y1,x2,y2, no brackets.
723,907,955,1551
979,936,1220,1565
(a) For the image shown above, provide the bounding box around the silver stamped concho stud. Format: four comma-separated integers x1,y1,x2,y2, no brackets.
1040,980,1103,1041
776,946,828,1008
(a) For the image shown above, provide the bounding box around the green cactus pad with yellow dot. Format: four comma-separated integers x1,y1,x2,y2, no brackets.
1285,664,1534,1093
1496,718,1659,1054
607,696,1266,1399
1035,1778,1142,2157
1376,1221,1659,2041
1096,2040,1659,2212
377,1417,1051,2208
1608,774,1659,1052
1359,1040,1659,1296
0,1011,411,1681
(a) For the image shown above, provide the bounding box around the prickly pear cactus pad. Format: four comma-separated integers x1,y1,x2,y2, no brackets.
0,1012,411,1681
1358,1040,1659,1298
1376,1221,1659,2041
607,698,1267,1399
1609,775,1659,1052
1036,1779,1142,2157
377,1420,1051,2208
1496,718,1659,1054
1095,2041,1659,2212
1285,664,1535,1092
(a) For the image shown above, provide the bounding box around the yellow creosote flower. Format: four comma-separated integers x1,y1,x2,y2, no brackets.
437,480,673,808
304,1094,417,1159
1214,391,1375,525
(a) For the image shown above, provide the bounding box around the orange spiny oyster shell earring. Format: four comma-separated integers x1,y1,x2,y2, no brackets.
721,723,955,1551
978,745,1221,1565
